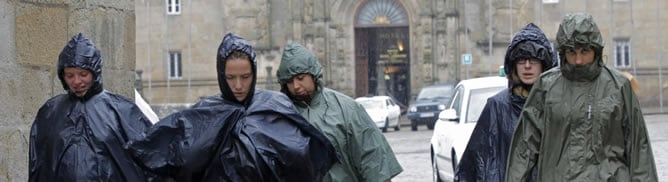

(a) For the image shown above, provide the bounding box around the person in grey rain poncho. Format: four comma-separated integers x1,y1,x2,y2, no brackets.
29,33,154,181
128,33,337,181
505,13,658,181
454,23,557,182
276,43,403,182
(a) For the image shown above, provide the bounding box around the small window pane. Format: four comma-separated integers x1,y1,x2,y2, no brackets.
166,0,181,15
177,53,182,77
169,51,182,79
613,39,631,68
616,46,622,66
624,45,630,66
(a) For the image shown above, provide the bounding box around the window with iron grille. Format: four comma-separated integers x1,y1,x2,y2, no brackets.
614,39,631,68
166,0,181,15
168,51,182,79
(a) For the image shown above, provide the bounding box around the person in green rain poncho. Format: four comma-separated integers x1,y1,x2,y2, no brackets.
505,13,658,181
276,43,403,182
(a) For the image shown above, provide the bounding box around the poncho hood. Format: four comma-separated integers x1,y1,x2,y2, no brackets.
216,33,257,107
277,43,323,86
504,23,557,88
556,13,605,82
57,33,103,100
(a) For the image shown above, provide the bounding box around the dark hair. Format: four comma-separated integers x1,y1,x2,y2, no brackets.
226,50,251,61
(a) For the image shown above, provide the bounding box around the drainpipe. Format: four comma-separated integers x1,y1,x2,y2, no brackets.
324,0,331,86
187,0,193,102
488,0,493,76
509,0,512,42
658,0,664,112
431,0,437,84
146,0,152,102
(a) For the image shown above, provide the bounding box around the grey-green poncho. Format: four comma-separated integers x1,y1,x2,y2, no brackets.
505,13,658,181
277,43,403,182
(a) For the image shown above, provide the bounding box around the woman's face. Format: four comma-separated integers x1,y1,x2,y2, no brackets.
63,67,94,97
515,58,543,85
224,58,253,102
285,73,316,102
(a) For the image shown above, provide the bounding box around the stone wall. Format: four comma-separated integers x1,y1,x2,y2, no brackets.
0,0,136,180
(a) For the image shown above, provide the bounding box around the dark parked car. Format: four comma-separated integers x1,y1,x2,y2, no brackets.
406,82,456,131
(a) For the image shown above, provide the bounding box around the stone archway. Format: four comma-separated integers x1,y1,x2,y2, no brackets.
354,0,411,106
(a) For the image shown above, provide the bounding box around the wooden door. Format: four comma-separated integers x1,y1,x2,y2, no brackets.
354,28,369,97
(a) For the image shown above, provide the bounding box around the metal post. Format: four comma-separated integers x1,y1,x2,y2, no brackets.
324,0,331,86
432,0,437,83
464,0,470,79
509,0,513,42
187,0,193,102
631,0,636,76
539,0,542,26
456,0,462,81
135,70,143,96
488,0,493,76
164,0,170,103
266,66,274,90
147,0,152,102
658,0,664,112
610,0,614,68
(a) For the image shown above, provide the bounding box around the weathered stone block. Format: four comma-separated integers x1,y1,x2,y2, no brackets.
69,9,135,72
103,69,135,99
15,5,68,67
0,0,14,69
0,126,30,182
0,66,55,127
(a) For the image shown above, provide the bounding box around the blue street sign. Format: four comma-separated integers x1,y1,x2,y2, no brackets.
462,54,472,65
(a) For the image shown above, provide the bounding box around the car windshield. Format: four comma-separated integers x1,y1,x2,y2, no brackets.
357,99,384,110
416,86,454,100
465,86,505,123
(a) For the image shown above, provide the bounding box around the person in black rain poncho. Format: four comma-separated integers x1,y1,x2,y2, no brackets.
128,33,337,181
29,33,154,181
453,23,557,182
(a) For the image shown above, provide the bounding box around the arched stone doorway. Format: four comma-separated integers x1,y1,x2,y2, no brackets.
354,0,411,106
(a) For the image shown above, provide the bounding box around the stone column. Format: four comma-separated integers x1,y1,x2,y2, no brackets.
0,0,135,180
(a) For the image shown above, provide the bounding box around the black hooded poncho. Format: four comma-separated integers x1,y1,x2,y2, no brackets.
29,33,153,181
128,33,337,181
454,23,557,182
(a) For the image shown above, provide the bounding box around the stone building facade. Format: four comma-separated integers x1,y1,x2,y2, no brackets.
137,0,668,108
0,0,137,180
137,0,466,106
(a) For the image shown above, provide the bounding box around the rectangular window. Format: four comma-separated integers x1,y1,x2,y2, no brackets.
166,0,181,15
543,0,559,3
614,39,631,68
169,51,182,79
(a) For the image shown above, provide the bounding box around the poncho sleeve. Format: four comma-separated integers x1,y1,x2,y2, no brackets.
622,79,658,181
506,79,545,182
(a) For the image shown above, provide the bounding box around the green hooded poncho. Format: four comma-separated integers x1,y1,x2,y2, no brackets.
277,43,403,182
505,13,658,181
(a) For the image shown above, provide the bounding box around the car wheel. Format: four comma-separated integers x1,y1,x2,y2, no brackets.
432,150,442,182
451,149,458,172
394,119,401,131
410,120,418,131
382,119,389,133
427,119,435,130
